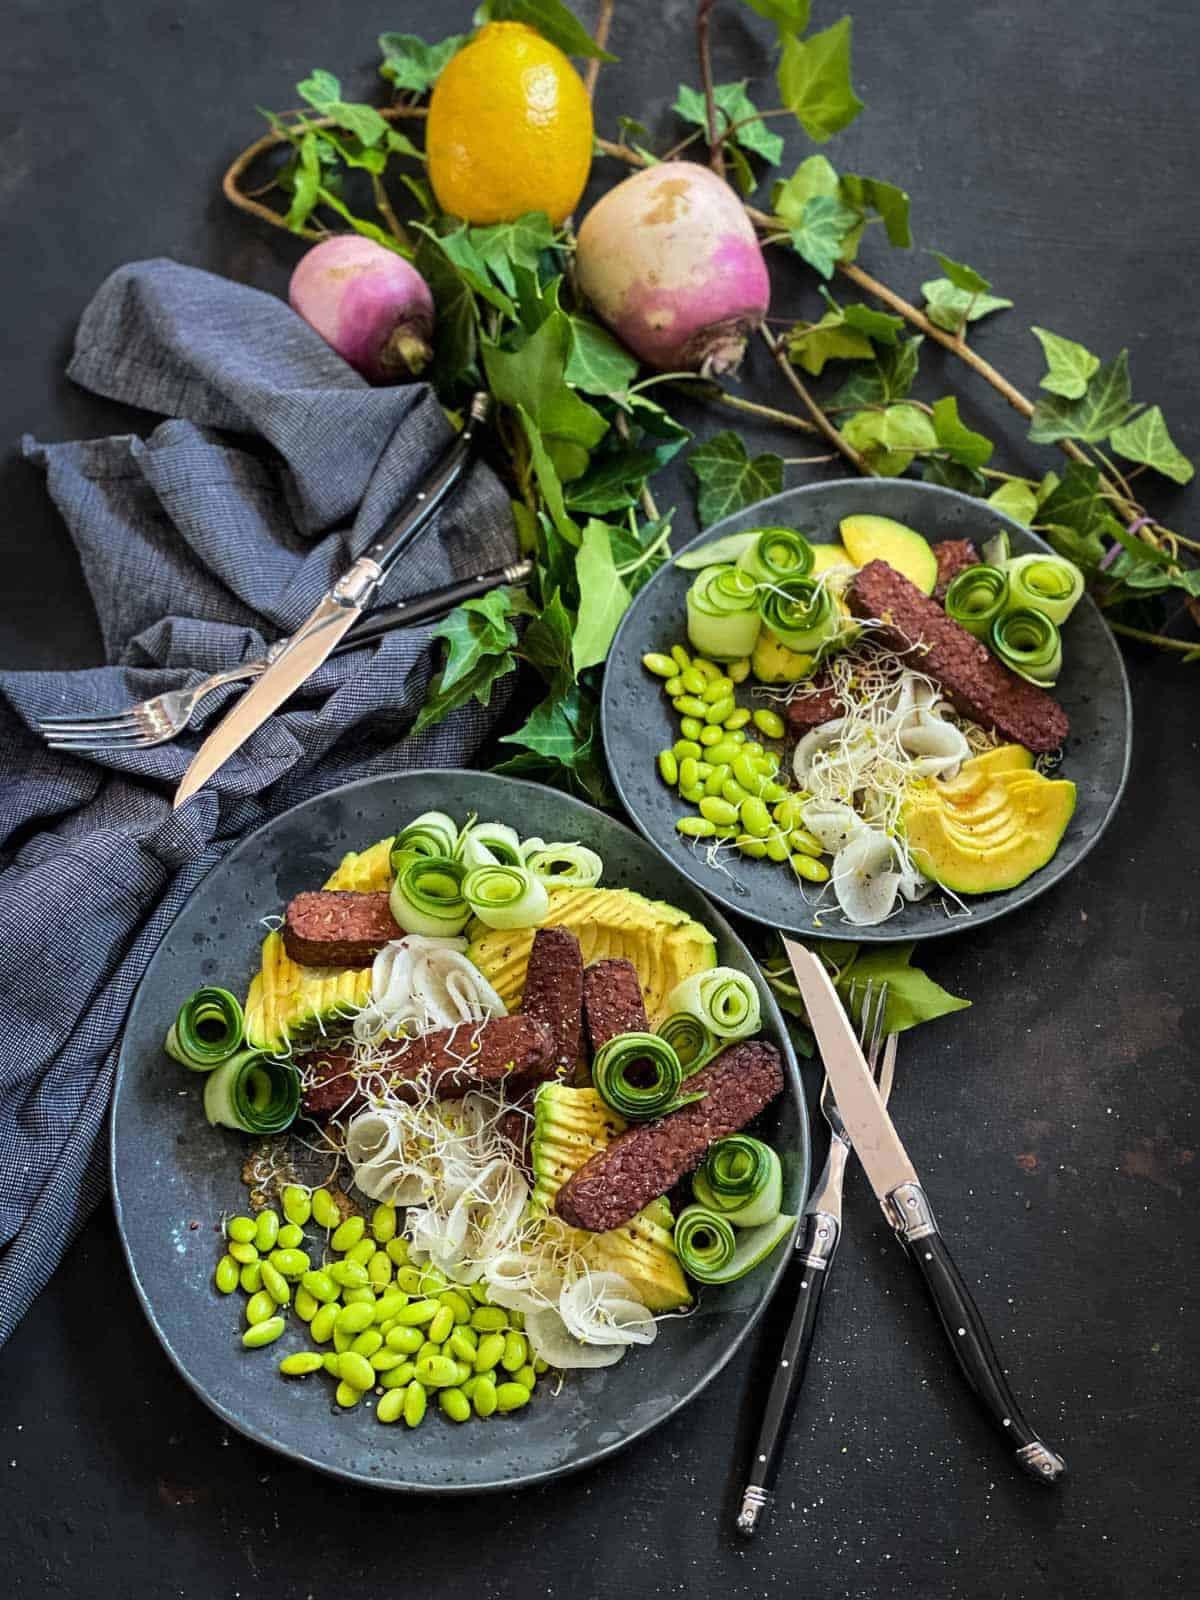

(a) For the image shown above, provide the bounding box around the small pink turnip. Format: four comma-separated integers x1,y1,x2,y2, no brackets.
575,162,770,376
288,236,435,384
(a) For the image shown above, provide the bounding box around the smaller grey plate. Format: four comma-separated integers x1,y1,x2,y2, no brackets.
602,479,1132,942
111,771,809,1493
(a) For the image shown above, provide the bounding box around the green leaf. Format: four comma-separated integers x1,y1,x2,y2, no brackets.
571,521,631,674
673,81,784,165
787,194,861,279
284,132,322,231
777,17,863,142
424,225,515,315
773,153,839,221
688,431,785,527
921,457,987,497
881,404,938,454
313,128,389,175
296,70,389,146
837,173,912,248
519,410,580,546
565,447,657,513
413,231,477,388
1028,351,1140,445
1034,461,1107,535
831,334,922,409
378,32,466,94
837,299,903,345
467,212,557,298
930,252,991,294
931,396,994,471
564,317,639,395
921,279,1012,334
483,0,617,58
484,312,609,449
738,0,811,28
986,480,1038,526
841,405,936,477
521,588,576,694
786,309,874,376
500,682,597,765
1030,326,1100,401
431,586,525,695
1109,405,1195,485
314,188,410,254
836,944,970,1034
411,648,517,736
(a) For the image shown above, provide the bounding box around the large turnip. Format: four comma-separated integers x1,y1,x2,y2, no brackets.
288,236,434,384
575,162,770,375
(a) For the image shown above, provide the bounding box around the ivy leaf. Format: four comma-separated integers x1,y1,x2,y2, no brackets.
521,588,576,694
773,153,839,220
930,252,992,294
787,194,861,278
838,173,912,248
519,410,580,547
412,648,516,736
921,457,987,497
413,231,477,388
786,309,874,376
831,335,922,408
565,447,657,513
296,70,389,146
986,480,1038,526
497,683,610,809
673,81,784,165
1109,405,1195,485
842,405,936,476
430,587,524,694
484,313,609,449
1033,462,1114,546
467,212,557,298
1028,351,1140,445
835,298,904,345
921,278,1013,334
564,317,639,395
777,17,864,143
571,520,631,674
1030,326,1100,401
739,0,812,28
931,396,994,471
837,944,970,1033
284,131,322,231
688,431,784,527
483,0,617,59
378,32,465,93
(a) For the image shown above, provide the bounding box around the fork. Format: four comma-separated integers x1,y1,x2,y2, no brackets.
36,559,533,753
736,979,897,1537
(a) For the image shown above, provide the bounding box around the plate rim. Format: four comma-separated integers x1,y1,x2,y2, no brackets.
602,478,1133,942
111,767,810,1494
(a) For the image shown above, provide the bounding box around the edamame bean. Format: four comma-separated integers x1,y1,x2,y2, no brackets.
245,1290,276,1326
260,1260,291,1307
331,1215,365,1252
333,1326,353,1354
322,1352,341,1377
228,1240,258,1265
268,1248,309,1279
495,1382,531,1413
279,1352,324,1377
367,1252,393,1290
773,796,806,829
679,716,703,742
439,1387,472,1423
679,667,706,695
227,1216,256,1244
214,1255,239,1295
698,796,738,826
657,750,679,786
472,1378,498,1418
765,834,791,863
727,657,752,683
376,1387,407,1424
328,1261,369,1290
416,1339,440,1366
752,707,786,739
338,1351,376,1391
739,797,772,837
474,1332,507,1372
533,1357,549,1375
691,656,720,680
698,724,723,747
395,1298,438,1326
448,1329,478,1364
374,1289,408,1324
380,1362,416,1390
254,1209,279,1252
791,853,830,882
677,756,700,791
501,1332,528,1373
788,827,824,857
341,1286,376,1308
701,675,733,702
282,1186,312,1227
310,1303,339,1344
402,1381,427,1428
418,1268,449,1294
276,1223,305,1251
762,782,789,804
705,696,735,724
736,835,769,858
672,739,702,761
394,1265,423,1295
239,1263,262,1294
642,652,676,678
352,1330,383,1358
732,753,764,793
675,695,708,719
294,1288,319,1323
301,1269,339,1304
346,1238,376,1268
705,739,740,766
678,783,705,804
704,764,731,798
242,1317,285,1349
440,1290,472,1325
428,1305,455,1345
310,1189,341,1231
385,1237,409,1267
724,706,752,729
370,1349,407,1372
471,1307,508,1332
663,675,684,697
721,779,750,807
334,1381,362,1408
468,1282,490,1304
415,1354,459,1388
670,644,691,670
336,1301,376,1336
515,1364,537,1391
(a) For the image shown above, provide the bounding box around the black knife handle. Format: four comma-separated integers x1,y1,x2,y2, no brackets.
334,560,533,651
363,392,490,577
736,1210,839,1537
887,1181,1066,1485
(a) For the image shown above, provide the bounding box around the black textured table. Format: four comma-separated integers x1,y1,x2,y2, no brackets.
2,3,1197,1596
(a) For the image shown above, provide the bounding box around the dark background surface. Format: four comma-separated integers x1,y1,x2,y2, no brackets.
1,1,1197,1596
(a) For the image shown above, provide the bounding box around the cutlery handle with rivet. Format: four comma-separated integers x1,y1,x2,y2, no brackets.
336,560,533,648
736,1209,839,1537
886,1181,1066,1485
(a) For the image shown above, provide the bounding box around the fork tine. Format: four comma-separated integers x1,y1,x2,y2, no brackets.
46,731,155,751
38,714,141,733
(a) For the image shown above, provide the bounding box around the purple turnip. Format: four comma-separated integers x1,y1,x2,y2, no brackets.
288,236,435,384
575,162,770,376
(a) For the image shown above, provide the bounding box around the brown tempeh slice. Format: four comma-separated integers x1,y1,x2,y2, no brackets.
582,958,650,1054
520,926,585,1075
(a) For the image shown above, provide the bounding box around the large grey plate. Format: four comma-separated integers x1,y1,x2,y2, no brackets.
111,771,809,1493
602,479,1132,942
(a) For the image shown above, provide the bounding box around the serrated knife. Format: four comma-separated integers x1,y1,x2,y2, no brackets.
174,392,490,809
784,939,1066,1484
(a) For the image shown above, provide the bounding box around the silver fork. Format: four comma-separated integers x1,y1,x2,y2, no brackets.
736,979,897,1537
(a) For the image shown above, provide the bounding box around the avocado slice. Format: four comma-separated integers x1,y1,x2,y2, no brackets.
902,767,1076,894
839,513,938,595
810,541,854,574
751,628,816,685
323,836,395,892
244,931,373,1052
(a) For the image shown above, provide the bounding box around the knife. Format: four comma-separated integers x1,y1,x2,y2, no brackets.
784,939,1066,1485
173,392,490,808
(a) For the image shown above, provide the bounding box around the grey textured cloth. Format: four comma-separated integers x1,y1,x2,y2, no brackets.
0,258,518,1345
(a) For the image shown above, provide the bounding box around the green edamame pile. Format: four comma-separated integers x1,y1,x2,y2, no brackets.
213,1186,548,1429
643,645,830,885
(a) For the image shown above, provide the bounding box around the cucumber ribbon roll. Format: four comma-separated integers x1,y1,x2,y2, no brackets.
203,1049,299,1133
692,1135,783,1226
656,1012,720,1077
389,811,459,874
389,855,471,937
756,575,840,655
674,1204,796,1284
462,863,549,930
685,564,762,661
592,1032,704,1120
944,564,1008,640
1003,552,1084,626
666,967,761,1041
990,607,1063,687
735,526,815,587
524,842,604,888
164,987,244,1071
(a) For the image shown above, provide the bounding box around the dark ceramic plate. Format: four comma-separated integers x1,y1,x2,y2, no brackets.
602,479,1132,942
111,771,809,1493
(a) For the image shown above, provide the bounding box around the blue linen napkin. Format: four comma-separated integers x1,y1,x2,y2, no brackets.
0,258,519,1346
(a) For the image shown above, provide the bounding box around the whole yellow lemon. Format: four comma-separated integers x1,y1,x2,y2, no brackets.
427,22,594,226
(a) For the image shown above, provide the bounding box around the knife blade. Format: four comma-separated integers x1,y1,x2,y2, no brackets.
173,394,489,808
784,938,1067,1485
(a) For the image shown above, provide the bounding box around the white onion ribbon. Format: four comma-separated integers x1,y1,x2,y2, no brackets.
666,967,761,1041
352,935,506,1043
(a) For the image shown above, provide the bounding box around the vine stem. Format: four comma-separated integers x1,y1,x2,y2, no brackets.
1108,622,1199,657
758,326,869,473
583,0,615,100
696,0,724,179
672,385,819,433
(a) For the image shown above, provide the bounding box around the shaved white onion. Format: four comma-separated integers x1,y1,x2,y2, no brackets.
893,706,970,778
352,935,506,1044
799,799,864,854
558,1272,659,1347
832,828,902,926
524,1307,628,1369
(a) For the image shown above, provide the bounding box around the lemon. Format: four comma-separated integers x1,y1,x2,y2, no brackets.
427,22,593,226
